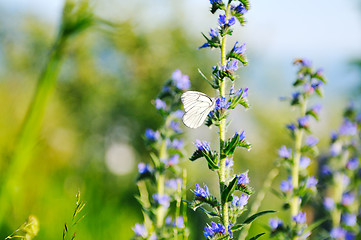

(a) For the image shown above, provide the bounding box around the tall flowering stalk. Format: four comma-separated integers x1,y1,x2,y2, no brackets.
133,70,190,239
317,104,361,239
269,59,326,239
187,1,274,239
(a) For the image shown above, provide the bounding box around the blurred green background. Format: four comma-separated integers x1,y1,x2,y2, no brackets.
0,0,360,239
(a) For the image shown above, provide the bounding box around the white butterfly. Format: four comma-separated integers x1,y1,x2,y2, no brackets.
181,91,215,129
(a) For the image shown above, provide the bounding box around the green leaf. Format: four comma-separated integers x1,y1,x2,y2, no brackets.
221,176,238,203
231,224,244,232
303,218,326,233
243,210,276,225
239,0,251,10
247,233,265,240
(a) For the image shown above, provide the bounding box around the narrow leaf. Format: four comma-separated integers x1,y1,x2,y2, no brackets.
243,210,276,225
248,233,265,240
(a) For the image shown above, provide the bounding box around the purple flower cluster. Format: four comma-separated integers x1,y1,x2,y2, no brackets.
204,222,226,238
172,69,190,90
193,184,211,200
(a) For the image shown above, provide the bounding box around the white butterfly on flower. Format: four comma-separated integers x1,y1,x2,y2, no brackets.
181,91,215,129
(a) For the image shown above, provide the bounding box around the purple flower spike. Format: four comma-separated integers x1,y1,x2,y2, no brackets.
346,158,359,170
209,28,219,38
298,116,310,128
310,104,322,115
215,97,231,110
232,41,246,54
138,162,152,174
306,176,318,188
280,178,293,192
342,214,357,227
342,192,355,206
232,2,248,14
269,218,283,230
195,139,211,152
152,193,171,207
299,156,311,169
323,197,335,210
330,227,346,239
232,194,249,208
339,120,357,136
204,222,226,238
218,14,227,26
145,129,160,141
172,69,190,90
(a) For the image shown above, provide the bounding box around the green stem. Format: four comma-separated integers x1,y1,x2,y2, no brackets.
182,169,189,240
0,37,66,226
290,100,307,239
156,140,167,228
218,3,231,232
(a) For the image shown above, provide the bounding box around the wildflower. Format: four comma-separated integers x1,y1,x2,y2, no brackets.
323,197,335,210
155,98,166,110
231,87,248,98
310,104,322,115
195,140,211,152
210,0,222,5
167,138,184,149
298,116,310,128
173,110,184,119
269,218,283,230
305,176,318,188
209,28,219,38
342,192,355,206
152,194,171,207
237,171,249,185
231,41,246,55
231,2,248,14
218,14,236,27
299,156,311,169
330,142,342,156
311,79,323,90
286,123,296,132
278,145,292,159
167,154,179,166
204,222,226,238
138,162,152,174
280,178,293,192
321,165,332,176
339,120,357,136
133,223,147,237
172,69,190,90
145,129,160,141
346,157,359,170
224,59,239,71
341,214,357,227
232,194,249,208
170,120,182,133
225,157,234,168
330,227,346,239
235,130,246,142
305,135,318,147
193,184,211,200
165,178,181,190
215,97,231,110
292,212,306,224
295,58,312,67
175,216,185,228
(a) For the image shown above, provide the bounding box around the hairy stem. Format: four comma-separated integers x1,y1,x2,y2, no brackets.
156,140,167,228
218,3,231,232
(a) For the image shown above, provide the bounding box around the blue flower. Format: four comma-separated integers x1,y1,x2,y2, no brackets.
232,2,248,14
286,123,296,132
234,130,246,142
218,14,236,27
278,145,292,159
166,138,184,150
224,59,239,71
198,42,210,49
291,91,301,102
173,110,184,119
311,79,323,90
321,165,332,176
299,156,311,169
330,227,346,239
175,216,185,228
210,0,222,4
323,197,335,210
342,214,357,227
305,135,318,147
231,41,246,54
167,154,179,166
145,129,160,141
269,218,283,230
280,178,293,192
232,194,249,208
310,104,322,115
166,178,181,190
346,157,359,170
193,183,211,199
237,171,249,185
172,69,191,90
170,120,182,133
133,223,147,237
297,58,312,67
204,222,226,238
155,98,166,110
195,139,211,152
215,97,231,110
305,176,318,188
342,192,355,206
231,87,248,98
209,28,219,38
330,142,342,156
346,232,356,240
293,212,306,224
225,157,234,168
339,120,357,136
153,194,171,207
138,162,153,174
298,116,310,128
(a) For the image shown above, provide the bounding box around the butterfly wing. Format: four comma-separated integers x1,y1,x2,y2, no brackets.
181,91,215,129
